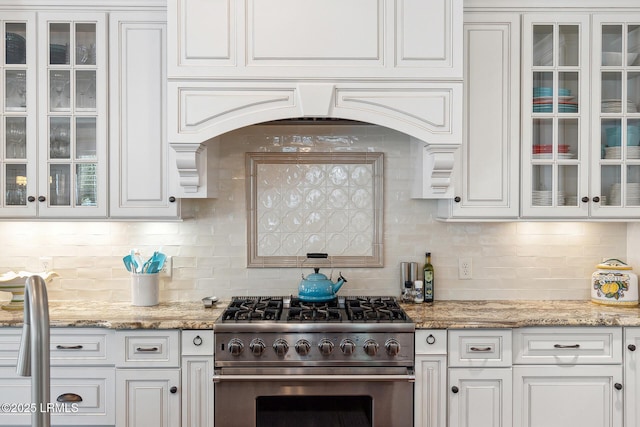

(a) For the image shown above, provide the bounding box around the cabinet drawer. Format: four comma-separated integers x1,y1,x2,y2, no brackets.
513,327,622,365
415,330,447,354
448,329,512,367
0,366,115,426
182,330,214,356
116,330,180,367
0,328,114,366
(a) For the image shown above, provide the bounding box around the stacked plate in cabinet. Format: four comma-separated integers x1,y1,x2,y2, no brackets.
604,146,640,159
533,87,577,113
602,99,638,113
532,144,574,159
609,183,640,206
532,190,565,206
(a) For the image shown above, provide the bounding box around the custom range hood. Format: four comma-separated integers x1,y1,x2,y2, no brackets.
167,0,463,198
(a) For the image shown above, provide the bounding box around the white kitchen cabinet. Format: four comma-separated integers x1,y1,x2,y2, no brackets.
181,330,214,427
1,10,108,218
0,328,116,426
108,11,180,219
116,369,181,427
448,329,513,427
513,327,623,427
415,330,447,427
115,330,181,427
521,14,591,218
448,368,512,427
438,12,520,219
624,327,640,427
590,16,640,218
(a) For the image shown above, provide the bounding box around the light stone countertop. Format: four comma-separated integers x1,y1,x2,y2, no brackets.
1,300,640,330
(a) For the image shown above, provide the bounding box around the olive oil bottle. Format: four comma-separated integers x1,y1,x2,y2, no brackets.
423,252,434,302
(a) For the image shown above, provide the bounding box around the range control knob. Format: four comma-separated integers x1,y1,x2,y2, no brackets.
318,339,335,356
273,339,289,357
385,339,401,357
249,339,266,357
295,339,312,356
228,338,244,356
340,339,356,355
363,339,379,357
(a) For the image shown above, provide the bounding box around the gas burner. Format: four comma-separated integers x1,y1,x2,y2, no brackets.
287,299,342,322
222,297,283,321
345,297,408,322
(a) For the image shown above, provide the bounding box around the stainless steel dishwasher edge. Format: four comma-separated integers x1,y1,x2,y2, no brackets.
16,275,51,427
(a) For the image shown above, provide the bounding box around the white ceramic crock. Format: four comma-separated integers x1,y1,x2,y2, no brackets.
591,259,638,306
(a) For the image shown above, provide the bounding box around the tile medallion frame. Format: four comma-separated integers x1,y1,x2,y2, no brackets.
246,152,383,268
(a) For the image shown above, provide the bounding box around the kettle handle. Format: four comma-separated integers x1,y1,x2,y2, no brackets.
307,253,328,259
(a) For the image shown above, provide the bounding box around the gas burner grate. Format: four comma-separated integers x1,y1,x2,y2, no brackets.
222,297,283,322
345,297,408,322
287,298,342,322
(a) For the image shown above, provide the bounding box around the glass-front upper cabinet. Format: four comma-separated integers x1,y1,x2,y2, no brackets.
37,13,106,217
591,16,640,218
1,14,37,217
522,15,590,218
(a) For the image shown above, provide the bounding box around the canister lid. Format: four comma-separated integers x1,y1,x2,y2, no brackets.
596,258,632,270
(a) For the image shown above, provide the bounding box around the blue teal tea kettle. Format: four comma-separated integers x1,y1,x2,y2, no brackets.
298,253,347,302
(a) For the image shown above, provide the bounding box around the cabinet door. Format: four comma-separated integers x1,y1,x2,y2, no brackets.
182,356,214,427
116,369,181,427
521,14,591,218
591,15,640,218
37,12,107,218
625,328,640,427
415,355,446,427
440,13,520,219
1,12,37,217
109,12,180,218
513,365,623,427
448,368,512,427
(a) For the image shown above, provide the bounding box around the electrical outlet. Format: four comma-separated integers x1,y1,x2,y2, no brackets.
458,257,472,279
39,257,53,272
160,256,172,278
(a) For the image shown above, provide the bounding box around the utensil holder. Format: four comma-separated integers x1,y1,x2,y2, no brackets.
131,273,159,306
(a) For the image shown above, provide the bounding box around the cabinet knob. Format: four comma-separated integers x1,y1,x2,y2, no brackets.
581,196,589,203
629,344,637,351
615,383,623,391
454,196,461,203
193,335,203,346
169,196,176,203
27,196,35,203
592,196,600,203
38,196,46,202
170,386,178,394
451,386,459,394
426,334,436,345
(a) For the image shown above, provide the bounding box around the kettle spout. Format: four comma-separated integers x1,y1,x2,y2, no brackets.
332,273,347,293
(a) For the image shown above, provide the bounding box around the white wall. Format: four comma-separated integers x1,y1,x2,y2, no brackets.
0,124,629,302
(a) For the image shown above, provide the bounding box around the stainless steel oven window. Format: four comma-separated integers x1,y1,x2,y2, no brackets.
256,396,372,427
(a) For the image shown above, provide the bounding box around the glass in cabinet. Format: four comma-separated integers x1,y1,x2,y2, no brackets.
38,13,106,217
592,17,640,217
522,15,590,217
2,15,37,217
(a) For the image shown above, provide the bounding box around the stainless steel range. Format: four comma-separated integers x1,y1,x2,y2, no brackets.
214,296,415,427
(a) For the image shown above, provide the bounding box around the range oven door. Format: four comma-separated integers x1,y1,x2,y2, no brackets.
213,367,415,427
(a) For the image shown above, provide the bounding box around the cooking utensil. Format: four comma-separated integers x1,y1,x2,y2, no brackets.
298,253,347,302
123,255,134,272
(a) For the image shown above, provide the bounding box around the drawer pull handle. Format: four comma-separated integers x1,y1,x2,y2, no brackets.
553,344,580,349
193,336,203,346
56,345,83,350
136,346,160,352
426,334,436,345
57,393,83,403
469,346,492,352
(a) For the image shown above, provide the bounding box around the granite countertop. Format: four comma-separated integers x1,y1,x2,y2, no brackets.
0,301,225,329
1,300,640,329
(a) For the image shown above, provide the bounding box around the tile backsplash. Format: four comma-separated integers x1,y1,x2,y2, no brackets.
0,124,632,302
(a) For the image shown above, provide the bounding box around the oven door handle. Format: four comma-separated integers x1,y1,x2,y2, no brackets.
213,374,416,383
